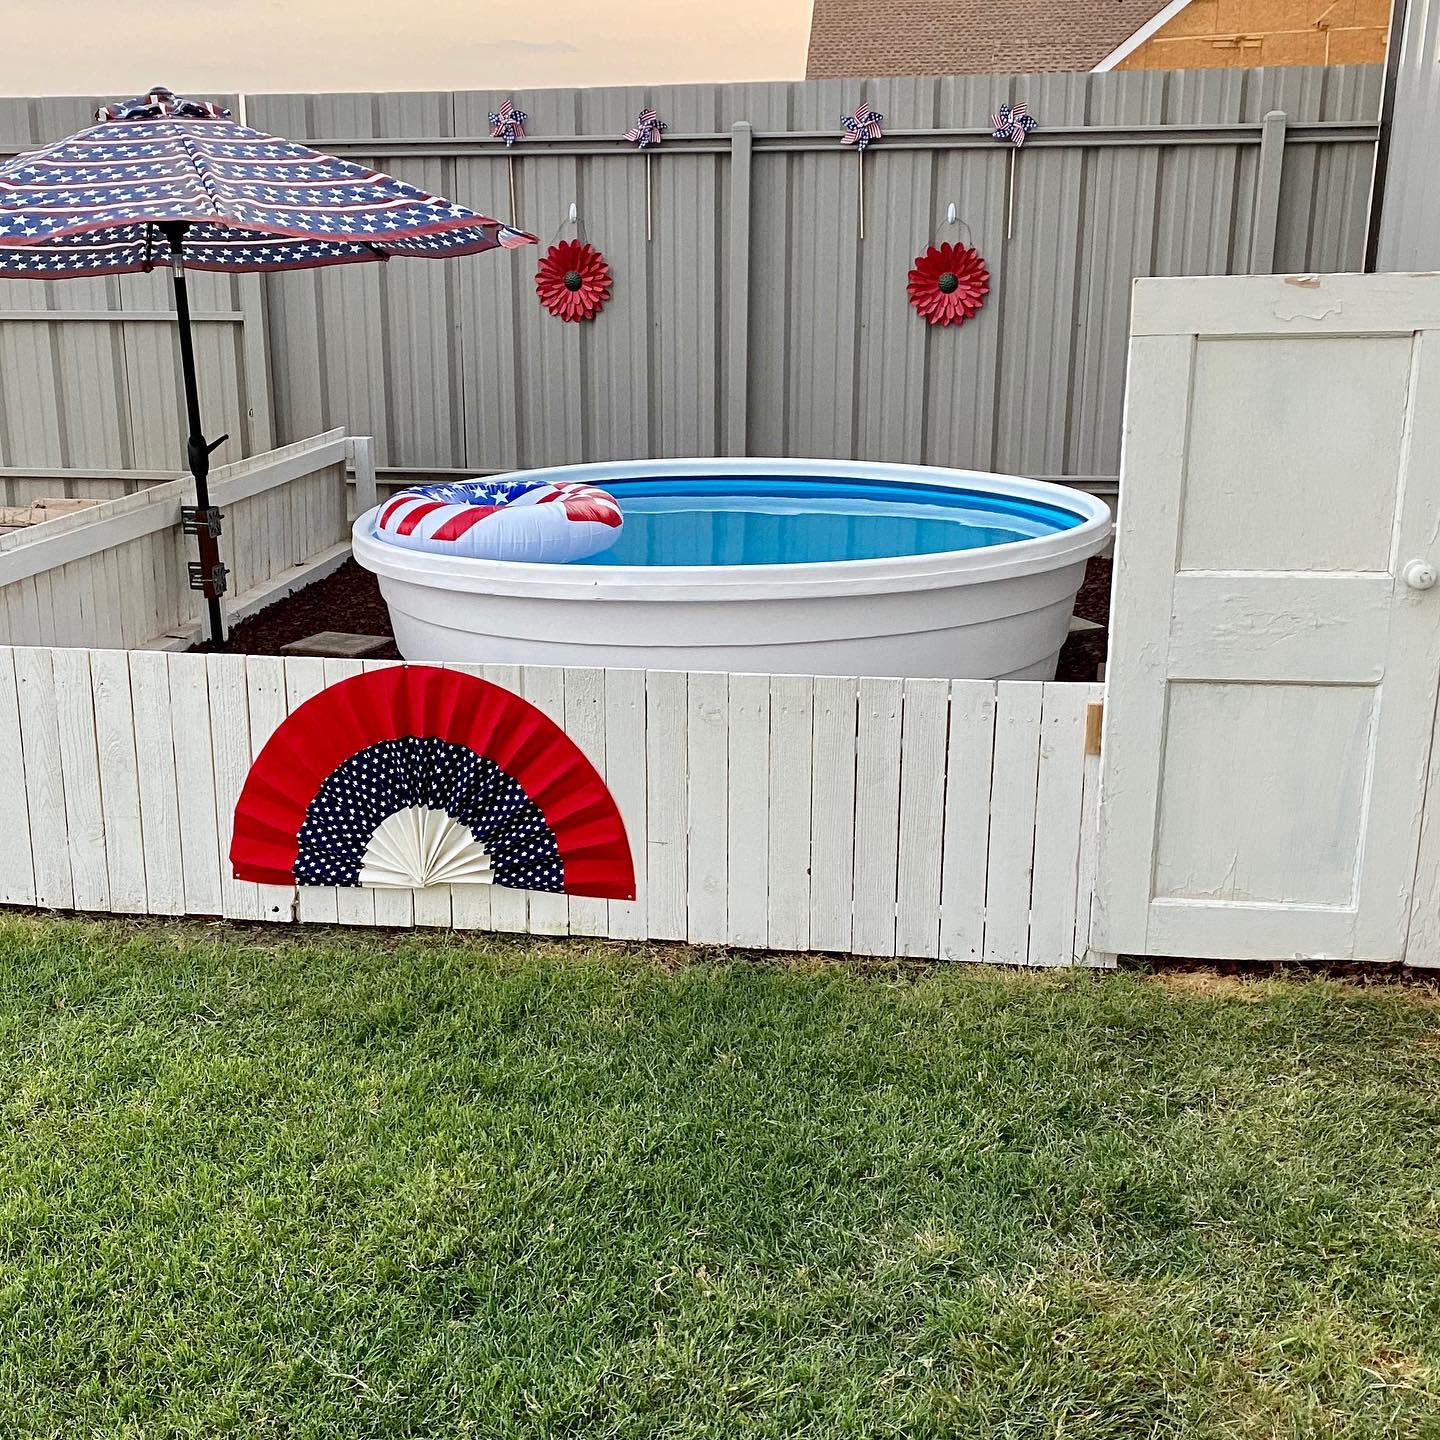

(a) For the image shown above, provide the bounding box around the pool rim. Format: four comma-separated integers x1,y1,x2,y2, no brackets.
354,457,1111,602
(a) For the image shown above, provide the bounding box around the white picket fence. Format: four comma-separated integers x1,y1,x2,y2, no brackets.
0,431,373,650
0,645,1106,966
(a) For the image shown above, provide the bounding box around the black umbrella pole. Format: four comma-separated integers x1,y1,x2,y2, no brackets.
164,227,229,649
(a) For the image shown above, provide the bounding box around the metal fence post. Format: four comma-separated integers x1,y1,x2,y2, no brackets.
1250,110,1287,273
726,121,753,457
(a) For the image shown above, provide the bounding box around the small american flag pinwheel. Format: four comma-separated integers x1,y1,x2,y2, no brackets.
489,100,527,147
991,102,1037,147
841,102,884,151
623,108,666,147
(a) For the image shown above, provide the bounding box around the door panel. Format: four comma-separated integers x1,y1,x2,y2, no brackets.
1093,275,1440,962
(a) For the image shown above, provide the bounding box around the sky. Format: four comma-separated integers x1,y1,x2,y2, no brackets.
1,0,814,98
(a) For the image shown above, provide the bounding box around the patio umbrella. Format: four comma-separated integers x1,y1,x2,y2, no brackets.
0,87,535,647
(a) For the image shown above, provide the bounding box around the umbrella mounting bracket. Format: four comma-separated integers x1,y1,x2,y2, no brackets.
187,558,229,599
181,505,224,538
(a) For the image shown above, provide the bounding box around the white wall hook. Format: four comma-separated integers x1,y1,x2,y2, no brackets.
945,202,957,226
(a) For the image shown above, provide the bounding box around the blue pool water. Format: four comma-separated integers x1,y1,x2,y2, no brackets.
573,475,1084,567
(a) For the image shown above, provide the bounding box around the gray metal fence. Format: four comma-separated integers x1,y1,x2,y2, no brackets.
0,67,1381,493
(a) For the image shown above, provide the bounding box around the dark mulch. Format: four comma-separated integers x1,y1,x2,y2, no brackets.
1054,555,1111,682
191,561,400,659
196,556,1114,681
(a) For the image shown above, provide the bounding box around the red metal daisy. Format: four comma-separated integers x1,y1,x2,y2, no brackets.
535,239,612,322
907,243,990,326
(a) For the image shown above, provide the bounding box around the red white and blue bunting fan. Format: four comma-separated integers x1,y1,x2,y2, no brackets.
230,666,636,898
840,101,884,239
489,99,527,223
623,108,667,241
990,101,1037,240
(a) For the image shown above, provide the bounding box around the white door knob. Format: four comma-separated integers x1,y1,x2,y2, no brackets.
1404,560,1439,591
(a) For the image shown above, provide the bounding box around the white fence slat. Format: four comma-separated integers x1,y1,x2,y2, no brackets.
725,672,770,948
208,653,263,921
766,674,813,951
481,662,529,935
90,647,147,914
128,650,185,915
604,666,648,940
1028,684,1090,968
522,665,569,937
284,656,340,926
444,666,493,933
168,651,222,916
984,683,1045,966
357,658,413,930
895,678,949,959
644,669,688,941
245,655,297,923
14,647,74,909
563,666,608,937
686,670,729,944
51,648,109,912
0,648,35,905
809,676,858,953
323,657,377,928
938,682,999,962
851,677,904,957
1074,688,1111,968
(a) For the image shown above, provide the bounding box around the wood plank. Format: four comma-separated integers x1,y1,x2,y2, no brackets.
522,665,569,937
482,663,528,936
1074,684,1112,968
1028,683,1089,968
725,672,769,948
0,648,36,904
809,676,857,954
90,647,147,914
360,658,413,930
766,674,813,952
50,648,109,911
851,677,904,957
14,647,73,909
644,669,688,942
128,649,185,915
938,682,998,963
563,667,608,937
167,652,223,916
604,667,648,940
323,657,376,928
983,684,1045,967
686,671,728,944
284,656,340,926
895,678,949,959
244,655,297,923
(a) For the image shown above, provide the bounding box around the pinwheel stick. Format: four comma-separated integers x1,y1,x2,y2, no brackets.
1007,148,1018,240
858,147,866,240
508,155,519,227
645,152,654,242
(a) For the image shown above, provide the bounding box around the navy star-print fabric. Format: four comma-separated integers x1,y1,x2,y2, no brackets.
293,737,564,891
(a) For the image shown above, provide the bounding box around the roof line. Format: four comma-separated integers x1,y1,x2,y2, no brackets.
1091,0,1197,71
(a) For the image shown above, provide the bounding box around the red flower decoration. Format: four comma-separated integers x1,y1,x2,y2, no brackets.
535,239,611,322
907,243,990,326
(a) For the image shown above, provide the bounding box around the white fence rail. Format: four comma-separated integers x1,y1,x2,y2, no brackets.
0,431,371,650
0,646,1106,966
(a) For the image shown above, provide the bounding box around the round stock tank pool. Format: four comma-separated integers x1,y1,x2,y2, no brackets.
352,459,1112,680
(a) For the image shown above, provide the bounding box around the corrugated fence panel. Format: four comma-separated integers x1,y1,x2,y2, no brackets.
0,68,1378,495
0,646,1108,967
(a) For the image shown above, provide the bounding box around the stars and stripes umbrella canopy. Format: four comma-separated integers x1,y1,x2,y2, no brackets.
0,87,536,277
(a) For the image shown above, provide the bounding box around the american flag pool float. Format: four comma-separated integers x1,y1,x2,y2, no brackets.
373,479,624,564
0,87,535,277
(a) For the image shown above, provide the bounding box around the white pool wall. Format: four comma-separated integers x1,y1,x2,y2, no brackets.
353,458,1112,681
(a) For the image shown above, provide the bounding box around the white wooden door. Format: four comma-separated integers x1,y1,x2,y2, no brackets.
1093,274,1440,963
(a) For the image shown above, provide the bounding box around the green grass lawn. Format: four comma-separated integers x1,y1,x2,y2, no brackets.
0,918,1438,1439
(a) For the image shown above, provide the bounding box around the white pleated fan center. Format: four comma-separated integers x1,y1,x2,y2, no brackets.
358,806,495,889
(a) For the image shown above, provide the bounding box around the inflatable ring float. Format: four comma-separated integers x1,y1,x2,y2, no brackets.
372,479,623,563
